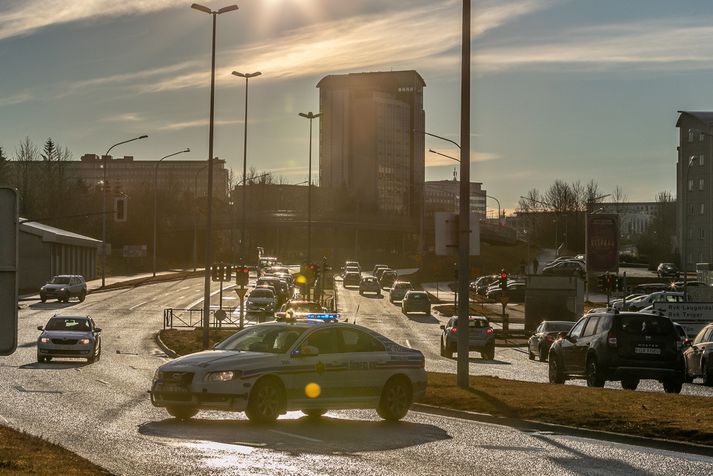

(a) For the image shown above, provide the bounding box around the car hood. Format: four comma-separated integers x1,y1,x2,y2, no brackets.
42,284,68,290
161,350,279,370
247,297,274,303
41,330,92,339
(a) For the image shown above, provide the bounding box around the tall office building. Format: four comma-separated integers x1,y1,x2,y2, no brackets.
676,111,713,269
317,71,425,220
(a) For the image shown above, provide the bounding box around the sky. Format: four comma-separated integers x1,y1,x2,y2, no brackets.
1,0,713,214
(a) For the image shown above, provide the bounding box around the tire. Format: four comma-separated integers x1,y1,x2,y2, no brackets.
37,355,45,363
586,357,606,388
548,356,565,384
79,291,86,302
481,344,495,361
40,296,46,303
359,291,363,296
302,409,326,418
663,378,683,394
246,378,284,424
621,378,639,391
377,377,412,421
539,345,548,362
166,406,199,420
528,349,535,360
426,307,431,315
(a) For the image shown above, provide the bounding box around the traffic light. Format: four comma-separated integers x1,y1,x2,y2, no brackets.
236,265,249,286
499,271,508,291
225,265,232,281
616,276,625,292
211,264,220,281
597,274,607,293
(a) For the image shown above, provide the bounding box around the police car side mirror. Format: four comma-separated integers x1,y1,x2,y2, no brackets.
683,338,692,347
557,332,567,340
292,345,319,358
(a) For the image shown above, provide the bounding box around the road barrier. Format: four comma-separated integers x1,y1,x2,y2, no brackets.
162,307,268,329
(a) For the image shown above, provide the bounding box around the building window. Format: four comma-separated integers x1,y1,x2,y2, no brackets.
700,178,705,191
689,203,695,215
700,155,706,166
689,129,695,142
700,132,706,142
688,179,694,191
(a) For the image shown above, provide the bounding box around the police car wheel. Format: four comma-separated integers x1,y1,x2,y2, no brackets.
377,377,412,421
246,378,284,424
166,406,198,420
302,409,326,418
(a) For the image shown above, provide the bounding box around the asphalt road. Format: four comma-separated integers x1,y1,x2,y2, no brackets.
0,276,711,475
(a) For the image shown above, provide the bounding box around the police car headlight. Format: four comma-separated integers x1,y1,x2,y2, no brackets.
205,370,241,382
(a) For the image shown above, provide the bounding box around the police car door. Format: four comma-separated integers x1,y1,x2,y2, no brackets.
288,328,344,409
337,328,389,406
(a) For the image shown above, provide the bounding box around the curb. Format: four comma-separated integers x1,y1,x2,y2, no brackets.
154,331,178,359
411,403,713,457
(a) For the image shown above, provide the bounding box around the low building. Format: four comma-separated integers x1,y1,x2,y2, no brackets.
19,220,100,290
598,202,658,239
424,180,486,218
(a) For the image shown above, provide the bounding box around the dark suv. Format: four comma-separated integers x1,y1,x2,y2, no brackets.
548,311,685,393
657,262,680,279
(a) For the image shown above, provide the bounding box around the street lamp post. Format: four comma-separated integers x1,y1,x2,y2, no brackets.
192,2,238,350
192,163,208,272
153,148,190,277
101,134,148,288
682,154,696,297
232,71,261,264
298,111,321,282
486,195,501,224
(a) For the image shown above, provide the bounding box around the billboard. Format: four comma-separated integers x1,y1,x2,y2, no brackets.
586,214,619,273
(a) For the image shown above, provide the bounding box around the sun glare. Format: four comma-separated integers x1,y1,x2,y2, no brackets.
257,0,319,33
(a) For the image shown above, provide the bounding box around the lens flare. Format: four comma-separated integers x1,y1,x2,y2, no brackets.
305,382,321,398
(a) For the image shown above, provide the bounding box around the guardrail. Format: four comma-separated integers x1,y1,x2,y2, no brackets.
162,307,270,329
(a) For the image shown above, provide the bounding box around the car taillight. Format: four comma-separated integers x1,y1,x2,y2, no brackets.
450,328,457,333
545,335,554,343
607,330,618,347
486,328,494,334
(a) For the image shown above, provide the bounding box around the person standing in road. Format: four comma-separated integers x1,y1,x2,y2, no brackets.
533,258,539,274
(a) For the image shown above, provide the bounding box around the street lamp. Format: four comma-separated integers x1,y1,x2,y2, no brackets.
153,148,190,277
101,134,148,287
298,111,321,275
192,3,238,350
428,148,461,163
232,71,261,265
486,195,501,224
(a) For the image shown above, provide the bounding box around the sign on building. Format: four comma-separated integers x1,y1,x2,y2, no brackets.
435,212,480,256
586,213,619,273
0,187,18,355
123,245,147,258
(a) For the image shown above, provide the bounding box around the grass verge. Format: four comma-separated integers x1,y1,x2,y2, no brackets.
159,329,713,447
0,425,110,475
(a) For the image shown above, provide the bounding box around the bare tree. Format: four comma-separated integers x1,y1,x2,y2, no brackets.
611,185,628,212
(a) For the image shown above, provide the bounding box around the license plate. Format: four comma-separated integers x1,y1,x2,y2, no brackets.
634,347,661,355
161,383,188,393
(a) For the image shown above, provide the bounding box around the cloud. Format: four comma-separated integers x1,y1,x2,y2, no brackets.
0,1,183,42
101,112,144,123
0,93,32,106
425,149,499,167
69,0,557,94
158,119,243,131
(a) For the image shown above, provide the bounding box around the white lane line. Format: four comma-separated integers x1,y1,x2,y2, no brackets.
96,379,109,385
129,301,148,311
269,430,322,443
186,285,235,310
0,414,10,425
178,295,185,299
406,339,412,348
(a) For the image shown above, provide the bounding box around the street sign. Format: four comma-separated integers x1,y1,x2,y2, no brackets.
435,212,481,256
500,295,509,306
214,309,227,322
0,187,18,356
122,244,147,258
235,287,248,298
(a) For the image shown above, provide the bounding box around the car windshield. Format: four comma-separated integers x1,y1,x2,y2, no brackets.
50,276,71,285
250,289,274,298
620,315,673,336
45,318,90,331
288,303,322,313
543,322,574,332
409,293,426,299
216,325,307,353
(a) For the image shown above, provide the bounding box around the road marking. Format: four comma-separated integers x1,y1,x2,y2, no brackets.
96,379,109,385
269,430,322,443
14,385,62,394
0,414,10,425
187,285,236,310
129,301,148,311
406,339,412,348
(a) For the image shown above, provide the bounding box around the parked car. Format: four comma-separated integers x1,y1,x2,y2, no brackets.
657,262,680,279
372,264,388,276
471,275,499,296
610,294,644,310
486,282,526,303
40,275,87,303
626,291,686,311
632,283,670,295
245,288,277,314
402,291,431,315
345,260,361,273
379,270,398,289
548,311,685,392
542,260,585,278
359,276,382,296
683,323,713,385
390,281,413,303
439,316,495,360
343,271,361,287
150,321,426,422
375,267,392,281
36,314,102,363
528,320,575,362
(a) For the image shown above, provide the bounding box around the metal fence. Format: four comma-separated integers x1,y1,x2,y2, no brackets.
163,307,270,329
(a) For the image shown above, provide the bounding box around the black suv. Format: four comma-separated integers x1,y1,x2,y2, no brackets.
548,311,685,393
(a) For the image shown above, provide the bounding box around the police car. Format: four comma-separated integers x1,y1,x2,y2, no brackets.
150,320,426,423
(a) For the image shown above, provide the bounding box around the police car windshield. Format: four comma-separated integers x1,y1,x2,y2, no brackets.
216,325,307,353
288,303,322,313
